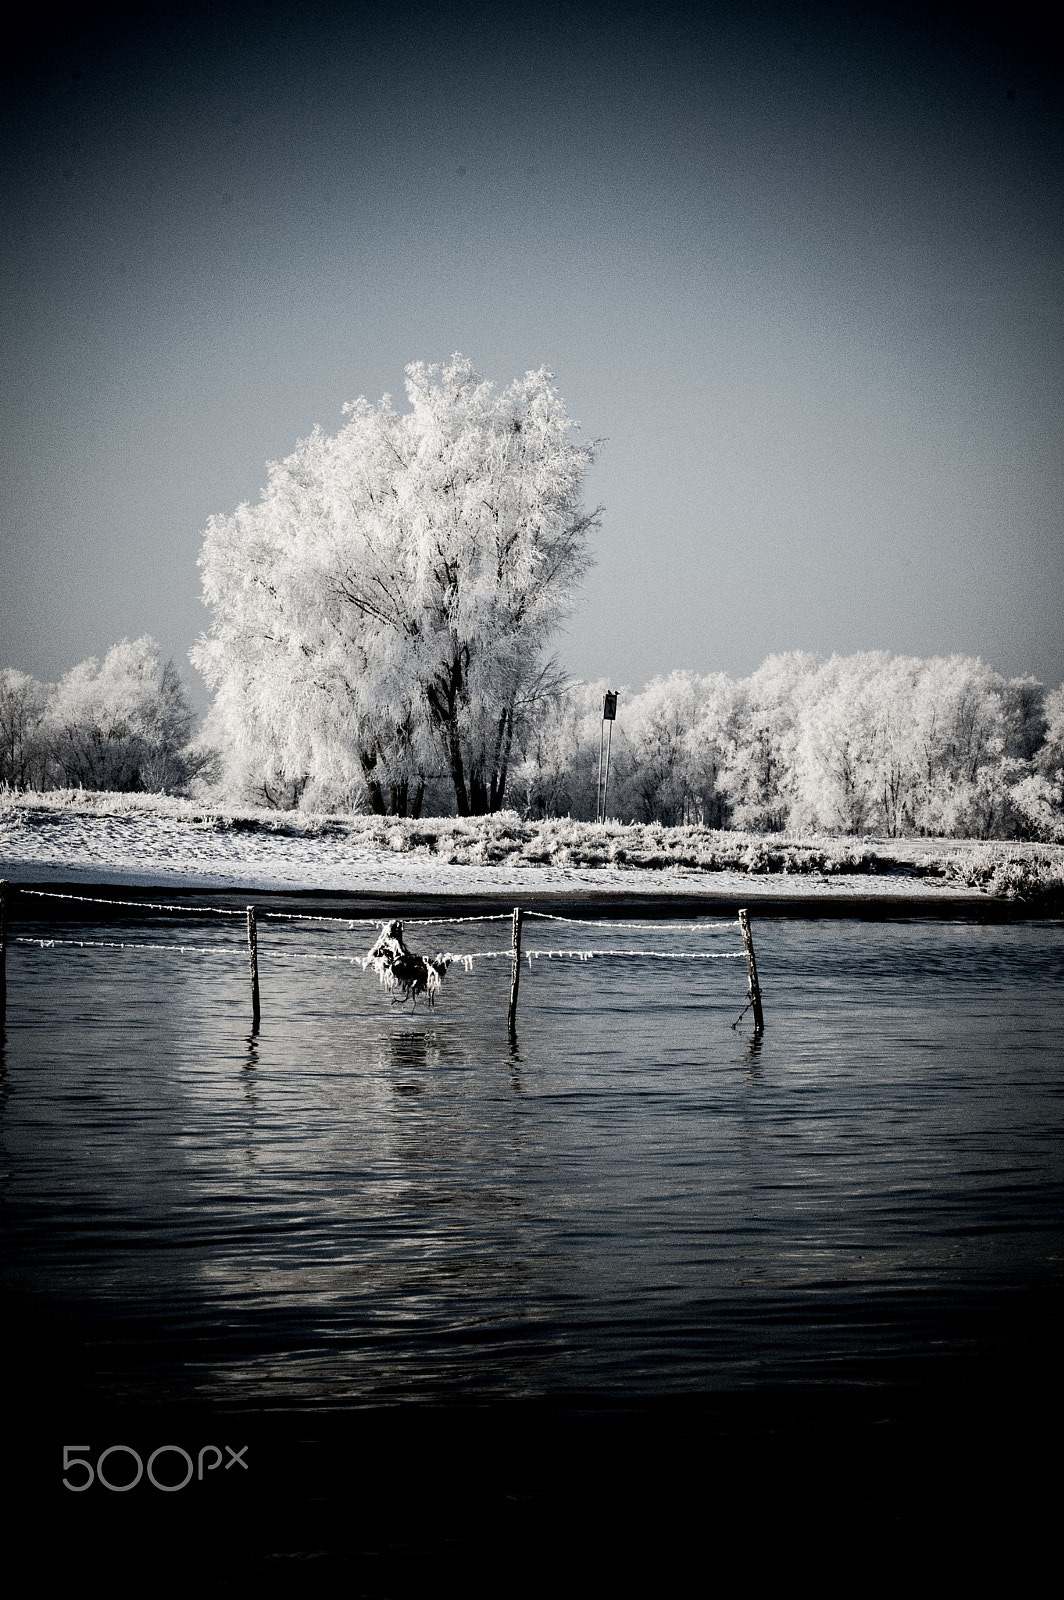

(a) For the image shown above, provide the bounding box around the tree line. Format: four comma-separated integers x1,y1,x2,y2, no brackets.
514,656,1064,842
4,641,1062,843
1,637,207,796
3,358,1061,842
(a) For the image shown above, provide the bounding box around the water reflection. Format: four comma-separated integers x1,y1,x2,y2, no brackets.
385,1026,449,1076
740,1033,764,1078
243,1031,260,1072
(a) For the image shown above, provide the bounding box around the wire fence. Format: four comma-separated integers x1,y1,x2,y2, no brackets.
1,883,764,1034
17,890,740,932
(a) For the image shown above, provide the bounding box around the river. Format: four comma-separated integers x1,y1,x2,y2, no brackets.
2,904,1061,1587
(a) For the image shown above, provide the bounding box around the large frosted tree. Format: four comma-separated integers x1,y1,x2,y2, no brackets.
194,356,599,814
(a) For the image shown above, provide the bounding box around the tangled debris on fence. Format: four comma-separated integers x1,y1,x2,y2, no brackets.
366,920,453,1008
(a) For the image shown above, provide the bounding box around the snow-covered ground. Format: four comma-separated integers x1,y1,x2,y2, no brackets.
3,791,1062,904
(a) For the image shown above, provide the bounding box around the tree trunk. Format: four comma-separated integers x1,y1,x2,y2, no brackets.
360,750,387,815
426,667,470,815
488,706,514,813
450,732,471,815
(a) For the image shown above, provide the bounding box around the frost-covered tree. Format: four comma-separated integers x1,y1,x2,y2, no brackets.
786,654,886,834
719,653,814,830
612,674,698,826
0,668,49,789
682,673,743,828
736,652,1048,839
1000,676,1047,761
1010,684,1064,842
0,669,47,789
606,672,739,826
902,656,1013,837
507,677,604,820
513,670,741,828
194,356,599,815
43,637,204,794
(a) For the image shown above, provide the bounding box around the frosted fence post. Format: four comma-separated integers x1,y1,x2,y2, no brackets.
0,880,8,1030
246,906,261,1032
508,906,523,1040
738,909,764,1035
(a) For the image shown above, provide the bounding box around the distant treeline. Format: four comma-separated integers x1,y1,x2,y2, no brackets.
0,638,209,797
2,644,1062,842
516,654,1063,843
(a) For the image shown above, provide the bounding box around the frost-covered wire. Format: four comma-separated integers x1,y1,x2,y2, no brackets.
14,936,416,969
15,893,508,928
13,891,739,935
17,889,245,916
258,948,366,965
523,911,739,930
450,948,747,969
261,910,512,925
14,936,231,956
523,948,747,961
404,913,513,924
261,911,392,925
14,936,748,983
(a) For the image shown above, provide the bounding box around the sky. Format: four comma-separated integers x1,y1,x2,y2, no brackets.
2,0,1062,714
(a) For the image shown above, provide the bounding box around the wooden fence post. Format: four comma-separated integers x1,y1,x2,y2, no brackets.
246,906,261,1032
737,908,764,1035
0,880,8,1030
507,906,523,1040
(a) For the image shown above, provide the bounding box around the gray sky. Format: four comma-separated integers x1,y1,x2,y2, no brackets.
2,0,1062,712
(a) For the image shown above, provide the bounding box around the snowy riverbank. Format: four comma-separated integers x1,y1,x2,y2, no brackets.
2,791,1062,907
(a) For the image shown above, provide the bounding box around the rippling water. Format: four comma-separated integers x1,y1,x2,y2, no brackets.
3,910,1061,1415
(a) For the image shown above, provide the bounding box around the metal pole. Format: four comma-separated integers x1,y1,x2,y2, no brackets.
507,906,523,1040
737,908,764,1034
246,906,261,1032
596,718,606,823
602,719,614,822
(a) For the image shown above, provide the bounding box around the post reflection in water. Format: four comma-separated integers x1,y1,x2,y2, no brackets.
0,917,1061,1414
741,1032,764,1077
